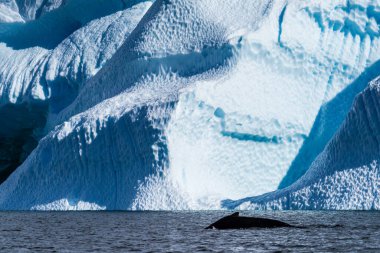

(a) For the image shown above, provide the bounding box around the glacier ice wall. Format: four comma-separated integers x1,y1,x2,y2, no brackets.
225,78,380,210
0,1,152,183
162,0,380,208
0,0,380,210
0,94,175,209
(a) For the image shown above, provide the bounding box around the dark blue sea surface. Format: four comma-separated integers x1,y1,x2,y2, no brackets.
0,211,379,252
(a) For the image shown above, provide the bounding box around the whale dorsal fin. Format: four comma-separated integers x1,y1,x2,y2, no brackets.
230,212,239,217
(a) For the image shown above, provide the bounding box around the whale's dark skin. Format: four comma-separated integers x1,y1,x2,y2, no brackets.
205,212,292,229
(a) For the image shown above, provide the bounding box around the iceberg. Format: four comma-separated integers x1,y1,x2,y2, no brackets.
0,0,379,210
0,0,152,184
225,78,380,210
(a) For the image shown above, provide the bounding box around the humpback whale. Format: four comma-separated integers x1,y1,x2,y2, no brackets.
205,212,292,229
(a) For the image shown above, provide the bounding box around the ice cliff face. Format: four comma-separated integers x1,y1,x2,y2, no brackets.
0,0,152,183
226,78,380,210
0,0,380,210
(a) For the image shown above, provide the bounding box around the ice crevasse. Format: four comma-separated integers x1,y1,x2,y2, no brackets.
0,0,379,210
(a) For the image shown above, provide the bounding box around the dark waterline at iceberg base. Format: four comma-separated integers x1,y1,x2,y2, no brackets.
0,211,379,252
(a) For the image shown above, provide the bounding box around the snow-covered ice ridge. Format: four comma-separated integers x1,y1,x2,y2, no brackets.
0,0,379,210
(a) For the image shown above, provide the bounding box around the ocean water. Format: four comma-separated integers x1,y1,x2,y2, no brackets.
0,211,379,252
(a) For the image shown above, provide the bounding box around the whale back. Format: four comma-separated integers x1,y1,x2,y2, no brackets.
205,212,292,229
230,212,239,217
